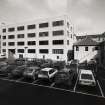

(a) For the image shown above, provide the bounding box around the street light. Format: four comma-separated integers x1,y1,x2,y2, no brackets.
24,47,28,65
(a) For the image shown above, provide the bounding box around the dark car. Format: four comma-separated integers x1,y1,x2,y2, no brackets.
54,70,75,86
23,66,40,80
0,64,17,76
11,65,26,77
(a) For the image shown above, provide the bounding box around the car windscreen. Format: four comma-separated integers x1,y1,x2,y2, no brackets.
39,71,48,75
81,74,93,80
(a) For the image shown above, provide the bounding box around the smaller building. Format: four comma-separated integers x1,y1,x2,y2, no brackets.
73,37,99,63
76,32,105,43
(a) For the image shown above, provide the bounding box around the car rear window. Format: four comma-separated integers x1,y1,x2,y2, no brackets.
39,71,48,75
81,74,93,80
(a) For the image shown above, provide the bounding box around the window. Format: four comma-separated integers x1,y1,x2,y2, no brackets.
8,27,15,32
53,20,64,26
17,34,24,38
8,49,15,54
3,42,6,46
53,30,64,36
39,32,48,37
2,36,6,39
67,22,69,28
57,56,59,59
2,49,6,52
95,46,99,50
27,24,35,29
27,33,36,38
17,49,24,53
2,29,6,33
85,47,88,51
67,40,69,45
52,49,64,54
39,23,48,28
39,40,48,45
8,42,15,46
39,49,49,54
8,35,15,39
17,42,24,46
27,41,36,45
28,49,36,53
76,46,79,51
17,26,24,31
53,40,64,45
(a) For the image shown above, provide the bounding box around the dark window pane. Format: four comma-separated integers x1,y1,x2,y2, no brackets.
27,24,36,29
17,26,24,31
3,42,6,46
2,29,6,33
27,33,36,38
18,49,24,53
17,34,24,38
39,32,48,37
2,49,6,52
53,20,64,26
53,40,64,45
39,40,48,45
39,49,49,53
85,47,88,51
27,41,36,45
76,46,79,51
39,23,48,28
8,27,15,32
53,30,64,36
2,36,6,39
8,42,15,46
28,49,36,53
52,49,64,54
8,35,15,39
17,42,24,46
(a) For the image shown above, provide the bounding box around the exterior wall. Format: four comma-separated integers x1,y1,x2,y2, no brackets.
1,15,74,62
74,46,98,63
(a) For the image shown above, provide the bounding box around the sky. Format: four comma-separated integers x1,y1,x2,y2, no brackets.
0,0,105,35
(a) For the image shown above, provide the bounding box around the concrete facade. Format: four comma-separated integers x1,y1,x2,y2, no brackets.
1,15,76,62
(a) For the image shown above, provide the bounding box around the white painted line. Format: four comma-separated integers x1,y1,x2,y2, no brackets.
0,77,105,99
97,80,104,97
73,72,80,92
32,79,40,84
50,82,55,87
16,77,24,82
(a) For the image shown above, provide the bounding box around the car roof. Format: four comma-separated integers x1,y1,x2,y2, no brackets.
27,66,39,69
41,68,53,71
80,69,93,74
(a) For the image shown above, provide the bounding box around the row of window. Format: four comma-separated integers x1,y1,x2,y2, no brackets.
2,30,64,39
2,20,64,33
2,49,64,54
2,40,65,46
76,46,99,51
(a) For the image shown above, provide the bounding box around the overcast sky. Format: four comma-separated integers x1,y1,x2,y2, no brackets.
0,0,105,35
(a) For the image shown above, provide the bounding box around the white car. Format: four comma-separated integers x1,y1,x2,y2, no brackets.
38,68,58,80
78,69,96,86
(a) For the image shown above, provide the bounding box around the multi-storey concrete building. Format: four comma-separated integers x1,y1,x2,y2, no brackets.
0,15,76,62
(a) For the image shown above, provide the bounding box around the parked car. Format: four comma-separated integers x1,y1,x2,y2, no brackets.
38,68,58,81
54,70,75,86
0,64,17,76
78,69,96,86
23,66,40,80
11,65,26,77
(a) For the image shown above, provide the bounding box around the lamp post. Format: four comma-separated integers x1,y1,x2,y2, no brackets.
24,47,28,65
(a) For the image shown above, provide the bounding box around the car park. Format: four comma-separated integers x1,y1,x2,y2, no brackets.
23,66,40,80
10,65,26,78
78,69,96,86
38,68,58,81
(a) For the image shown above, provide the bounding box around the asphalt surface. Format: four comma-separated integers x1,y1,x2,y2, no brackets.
0,77,105,105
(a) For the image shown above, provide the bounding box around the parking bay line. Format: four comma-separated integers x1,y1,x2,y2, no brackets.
0,77,104,99
32,79,40,84
16,77,24,82
50,82,55,87
97,80,104,97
